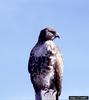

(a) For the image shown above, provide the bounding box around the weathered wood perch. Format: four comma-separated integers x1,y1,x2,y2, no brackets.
35,90,58,100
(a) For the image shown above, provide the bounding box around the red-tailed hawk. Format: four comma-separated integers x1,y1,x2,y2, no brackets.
28,27,63,99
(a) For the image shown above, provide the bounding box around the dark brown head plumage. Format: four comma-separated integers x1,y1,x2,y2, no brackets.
38,27,60,43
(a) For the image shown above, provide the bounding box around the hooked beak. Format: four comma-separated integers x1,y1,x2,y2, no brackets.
55,33,60,39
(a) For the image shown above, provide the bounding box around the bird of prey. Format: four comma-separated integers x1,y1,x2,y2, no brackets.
28,27,63,100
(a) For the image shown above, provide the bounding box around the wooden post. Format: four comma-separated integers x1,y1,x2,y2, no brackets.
35,90,58,100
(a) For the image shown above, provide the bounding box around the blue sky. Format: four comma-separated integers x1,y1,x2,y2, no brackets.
0,0,89,100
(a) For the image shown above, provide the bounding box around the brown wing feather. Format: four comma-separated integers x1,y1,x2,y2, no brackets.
54,46,64,96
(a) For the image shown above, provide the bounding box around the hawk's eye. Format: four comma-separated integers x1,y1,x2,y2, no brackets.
49,31,55,34
46,32,54,38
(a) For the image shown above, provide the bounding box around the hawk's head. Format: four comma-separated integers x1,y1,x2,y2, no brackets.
38,27,60,43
